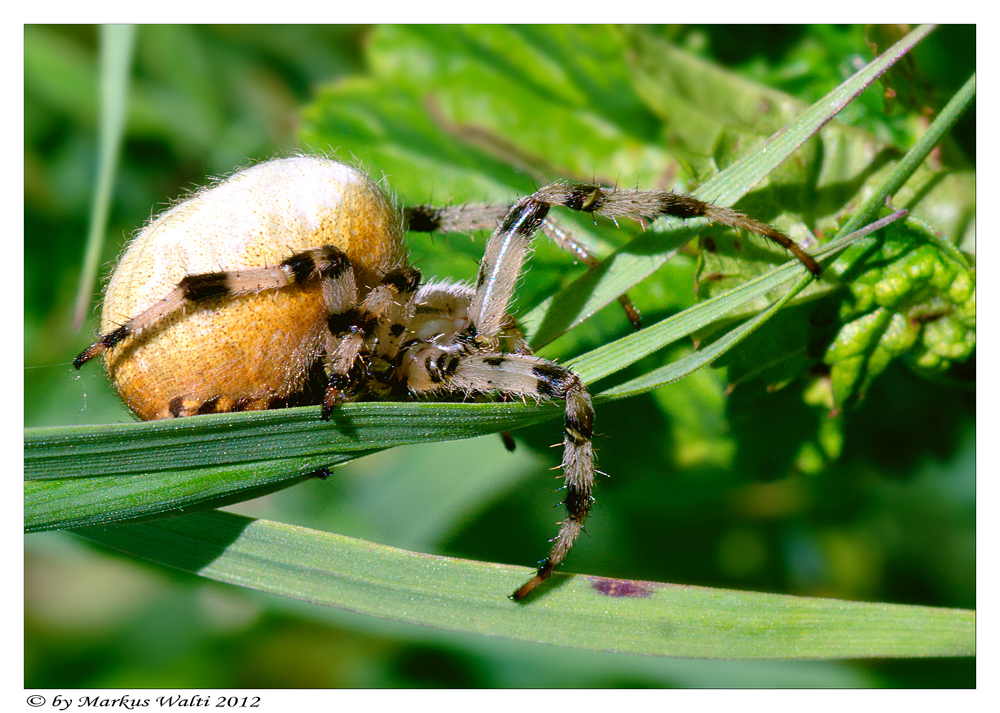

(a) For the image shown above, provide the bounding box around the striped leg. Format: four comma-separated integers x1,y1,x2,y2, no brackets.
402,348,595,599
322,266,422,414
530,183,822,276
406,201,554,329
404,203,508,234
405,205,643,331
462,182,821,344
468,195,552,341
74,246,353,369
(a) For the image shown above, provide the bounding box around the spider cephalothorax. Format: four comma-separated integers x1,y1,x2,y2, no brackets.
75,155,819,599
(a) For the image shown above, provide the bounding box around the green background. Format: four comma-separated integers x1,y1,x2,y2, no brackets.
25,25,974,688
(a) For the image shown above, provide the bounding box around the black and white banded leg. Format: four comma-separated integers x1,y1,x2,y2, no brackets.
74,245,355,370
405,203,644,330
528,182,822,276
400,346,595,600
322,265,422,413
471,183,821,333
451,182,818,597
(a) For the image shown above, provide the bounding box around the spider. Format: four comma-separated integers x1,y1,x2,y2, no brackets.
74,155,820,600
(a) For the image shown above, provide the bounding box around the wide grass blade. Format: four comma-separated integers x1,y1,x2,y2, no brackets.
24,401,560,532
78,510,975,659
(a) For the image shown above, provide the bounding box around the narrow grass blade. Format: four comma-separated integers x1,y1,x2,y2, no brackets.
599,270,811,401
567,223,875,386
26,455,354,533
524,25,935,347
832,71,975,274
78,510,975,659
571,210,906,393
72,24,135,329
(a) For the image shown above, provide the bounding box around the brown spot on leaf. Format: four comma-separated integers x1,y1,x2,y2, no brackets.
591,577,654,598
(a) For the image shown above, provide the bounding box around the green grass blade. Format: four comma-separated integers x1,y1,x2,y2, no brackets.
25,401,558,479
570,210,905,395
71,24,135,329
567,219,890,386
26,460,331,533
599,271,810,401
664,26,934,208
831,71,975,273
523,24,935,347
77,510,975,659
24,401,559,532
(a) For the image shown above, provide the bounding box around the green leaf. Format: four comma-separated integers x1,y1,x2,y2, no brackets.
822,72,976,408
79,510,975,659
25,401,559,532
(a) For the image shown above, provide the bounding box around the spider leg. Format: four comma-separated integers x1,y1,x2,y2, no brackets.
74,246,353,368
322,266,422,416
405,205,643,331
461,182,820,343
404,203,509,234
400,346,594,600
540,218,643,330
467,195,552,341
370,267,423,364
531,183,822,277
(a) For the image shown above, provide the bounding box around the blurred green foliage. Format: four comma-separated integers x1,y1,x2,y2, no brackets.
25,25,974,688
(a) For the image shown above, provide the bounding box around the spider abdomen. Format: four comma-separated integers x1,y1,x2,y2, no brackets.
99,156,405,420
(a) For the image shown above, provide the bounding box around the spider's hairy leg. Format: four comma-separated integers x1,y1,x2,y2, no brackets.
365,266,423,398
467,196,551,341
508,358,595,600
322,266,422,417
404,203,510,234
541,218,643,330
405,202,643,332
532,183,822,277
401,345,595,599
73,245,354,369
370,267,423,359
